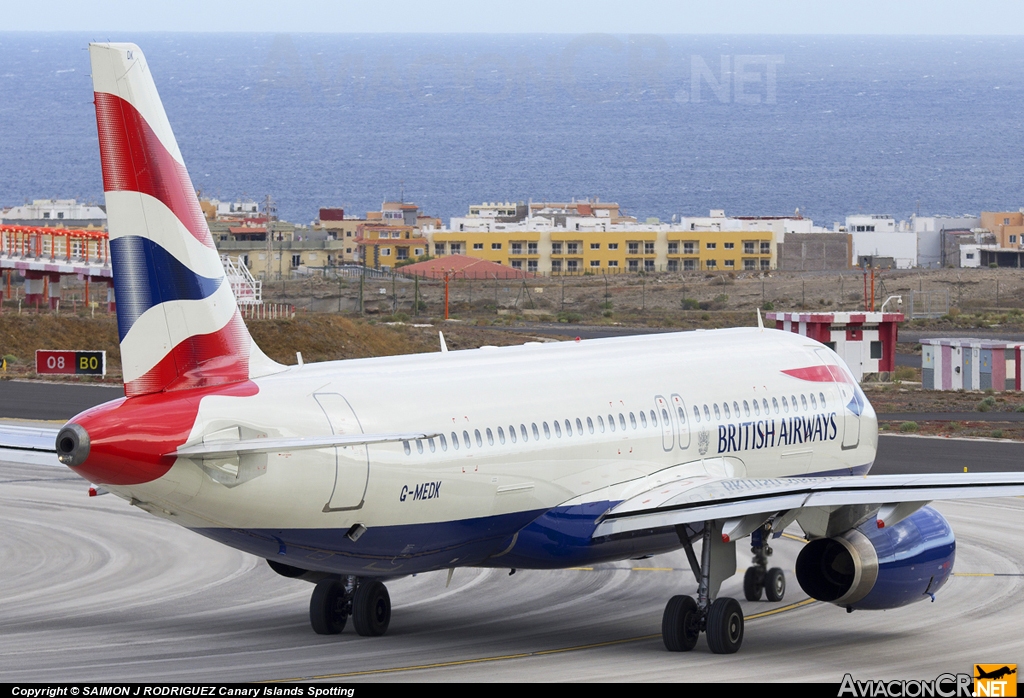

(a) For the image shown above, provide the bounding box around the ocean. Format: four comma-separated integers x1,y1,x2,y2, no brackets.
1,32,1023,226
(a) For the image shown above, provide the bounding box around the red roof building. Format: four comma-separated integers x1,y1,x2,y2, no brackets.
399,254,534,280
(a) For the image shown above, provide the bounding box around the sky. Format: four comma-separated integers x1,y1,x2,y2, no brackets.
3,1,1024,35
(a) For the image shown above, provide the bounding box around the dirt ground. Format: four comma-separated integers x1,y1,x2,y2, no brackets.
257,266,1024,326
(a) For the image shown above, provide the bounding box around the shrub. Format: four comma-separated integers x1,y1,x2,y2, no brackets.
682,298,700,310
992,429,1005,439
900,421,918,432
978,397,996,412
761,301,774,311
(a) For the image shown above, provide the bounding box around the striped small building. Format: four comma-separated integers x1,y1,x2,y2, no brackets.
766,311,903,382
921,338,1021,391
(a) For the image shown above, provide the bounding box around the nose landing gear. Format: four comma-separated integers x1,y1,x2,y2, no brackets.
743,525,786,602
310,576,391,637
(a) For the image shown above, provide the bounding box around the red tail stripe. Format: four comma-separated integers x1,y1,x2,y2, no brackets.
94,91,214,249
124,312,250,397
782,365,849,383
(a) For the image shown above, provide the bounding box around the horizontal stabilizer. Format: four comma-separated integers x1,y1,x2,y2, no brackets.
169,432,439,459
594,472,1024,538
0,425,60,453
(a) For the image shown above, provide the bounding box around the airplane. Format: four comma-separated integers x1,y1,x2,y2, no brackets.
50,42,1024,654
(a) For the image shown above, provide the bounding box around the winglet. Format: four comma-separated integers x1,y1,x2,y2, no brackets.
757,308,764,331
439,331,449,353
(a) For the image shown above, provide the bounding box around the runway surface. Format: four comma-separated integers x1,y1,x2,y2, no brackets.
1,437,1022,683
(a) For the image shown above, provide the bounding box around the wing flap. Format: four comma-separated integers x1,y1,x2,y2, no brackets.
593,472,1024,538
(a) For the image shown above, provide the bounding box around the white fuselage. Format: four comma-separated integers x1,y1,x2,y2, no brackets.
103,327,878,574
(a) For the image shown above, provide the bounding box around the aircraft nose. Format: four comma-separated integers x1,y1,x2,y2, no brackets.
56,423,90,467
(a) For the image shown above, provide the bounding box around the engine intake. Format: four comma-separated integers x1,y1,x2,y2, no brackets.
795,506,955,611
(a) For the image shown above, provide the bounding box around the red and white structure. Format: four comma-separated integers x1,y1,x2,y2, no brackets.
766,312,903,382
921,338,1021,392
1,226,113,310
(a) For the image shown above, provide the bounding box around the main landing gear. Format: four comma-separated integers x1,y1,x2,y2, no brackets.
663,520,747,654
309,576,391,637
743,525,786,603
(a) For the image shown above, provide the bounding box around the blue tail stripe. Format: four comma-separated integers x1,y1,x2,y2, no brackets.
110,236,224,341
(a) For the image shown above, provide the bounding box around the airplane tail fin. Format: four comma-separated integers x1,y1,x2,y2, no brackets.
89,43,281,397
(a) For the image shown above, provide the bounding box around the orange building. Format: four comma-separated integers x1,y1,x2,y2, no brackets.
980,211,1024,249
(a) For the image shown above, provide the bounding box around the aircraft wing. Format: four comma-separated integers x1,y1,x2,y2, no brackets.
169,432,439,459
593,472,1024,539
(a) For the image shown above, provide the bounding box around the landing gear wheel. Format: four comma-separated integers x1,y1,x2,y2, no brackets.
764,567,786,602
743,567,764,601
662,595,700,652
706,597,744,654
352,580,391,637
309,579,348,635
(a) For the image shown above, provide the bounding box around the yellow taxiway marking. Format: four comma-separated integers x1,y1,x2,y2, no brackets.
267,598,818,682
631,567,675,572
954,572,995,577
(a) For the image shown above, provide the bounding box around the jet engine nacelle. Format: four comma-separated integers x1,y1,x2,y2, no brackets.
794,506,955,610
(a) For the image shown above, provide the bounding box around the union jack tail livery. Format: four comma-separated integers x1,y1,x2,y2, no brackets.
89,43,280,396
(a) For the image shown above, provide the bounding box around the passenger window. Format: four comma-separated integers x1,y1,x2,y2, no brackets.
810,394,817,410
743,400,751,417
733,401,740,417
703,404,711,421
587,417,594,434
762,398,770,414
497,427,505,444
791,395,798,411
819,392,826,407
677,406,686,424
554,420,562,437
576,417,583,434
565,419,573,436
618,413,626,430
661,408,671,426
608,415,616,432
723,403,730,419
532,423,540,440
630,412,637,429
650,410,658,427
639,411,647,428
428,437,436,452
416,439,424,454
509,426,517,444
597,416,605,433
752,399,760,416
451,432,460,450
521,424,528,442
486,428,493,446
713,404,721,420
781,397,789,413
543,421,551,439
403,440,411,455
440,434,447,451
464,430,472,447
693,406,700,423
772,398,779,414
801,394,808,411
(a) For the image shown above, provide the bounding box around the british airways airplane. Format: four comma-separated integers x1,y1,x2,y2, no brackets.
55,42,1024,654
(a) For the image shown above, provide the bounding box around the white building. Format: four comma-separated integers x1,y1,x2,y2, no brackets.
2,199,106,227
844,215,915,268
912,215,981,268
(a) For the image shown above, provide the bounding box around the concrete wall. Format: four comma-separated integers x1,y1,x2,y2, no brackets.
777,233,851,271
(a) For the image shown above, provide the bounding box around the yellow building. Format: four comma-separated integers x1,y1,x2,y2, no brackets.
427,227,776,274
357,224,430,270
